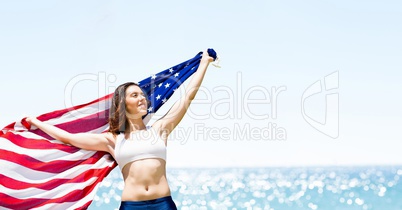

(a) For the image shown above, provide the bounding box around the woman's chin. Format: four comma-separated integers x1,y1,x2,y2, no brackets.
126,110,148,119
141,109,149,116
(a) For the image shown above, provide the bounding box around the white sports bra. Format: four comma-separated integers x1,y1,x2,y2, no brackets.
114,126,167,170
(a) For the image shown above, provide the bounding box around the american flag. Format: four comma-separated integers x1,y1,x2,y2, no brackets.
0,49,217,209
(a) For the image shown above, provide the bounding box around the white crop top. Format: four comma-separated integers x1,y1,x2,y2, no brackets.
114,126,167,170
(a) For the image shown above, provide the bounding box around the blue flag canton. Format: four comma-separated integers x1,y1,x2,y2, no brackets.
138,52,203,115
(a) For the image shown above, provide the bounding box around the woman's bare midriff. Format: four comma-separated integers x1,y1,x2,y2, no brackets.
120,158,171,201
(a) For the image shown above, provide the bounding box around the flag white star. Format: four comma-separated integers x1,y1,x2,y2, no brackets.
165,83,170,88
148,107,153,112
169,68,173,73
162,98,167,103
174,73,179,77
151,74,156,79
156,95,161,100
158,83,163,87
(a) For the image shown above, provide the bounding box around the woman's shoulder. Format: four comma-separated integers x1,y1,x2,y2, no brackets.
149,123,169,141
101,131,120,143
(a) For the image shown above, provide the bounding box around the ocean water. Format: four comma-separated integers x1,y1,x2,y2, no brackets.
89,166,402,210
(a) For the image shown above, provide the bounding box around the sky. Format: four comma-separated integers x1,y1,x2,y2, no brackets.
0,0,401,167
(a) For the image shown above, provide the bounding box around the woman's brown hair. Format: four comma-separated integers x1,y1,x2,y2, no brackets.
108,82,150,135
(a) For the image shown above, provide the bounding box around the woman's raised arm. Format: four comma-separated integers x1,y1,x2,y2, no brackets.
153,50,214,137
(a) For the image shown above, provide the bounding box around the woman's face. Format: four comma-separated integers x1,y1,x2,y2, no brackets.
124,85,148,119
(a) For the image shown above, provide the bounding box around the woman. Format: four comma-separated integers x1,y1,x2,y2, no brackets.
26,50,214,210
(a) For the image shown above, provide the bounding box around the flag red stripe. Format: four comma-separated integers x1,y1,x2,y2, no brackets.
57,110,109,133
0,179,102,209
1,132,79,153
0,164,115,190
36,94,112,122
0,149,108,173
30,110,109,139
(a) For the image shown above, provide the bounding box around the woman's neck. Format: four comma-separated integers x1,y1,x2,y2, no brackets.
127,118,146,133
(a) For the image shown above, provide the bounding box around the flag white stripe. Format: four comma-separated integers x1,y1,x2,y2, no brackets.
0,137,94,162
0,156,113,183
32,182,102,210
15,124,109,141
42,101,111,126
0,177,98,199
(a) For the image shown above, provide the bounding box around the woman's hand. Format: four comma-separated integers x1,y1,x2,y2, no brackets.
201,49,214,64
25,117,37,125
